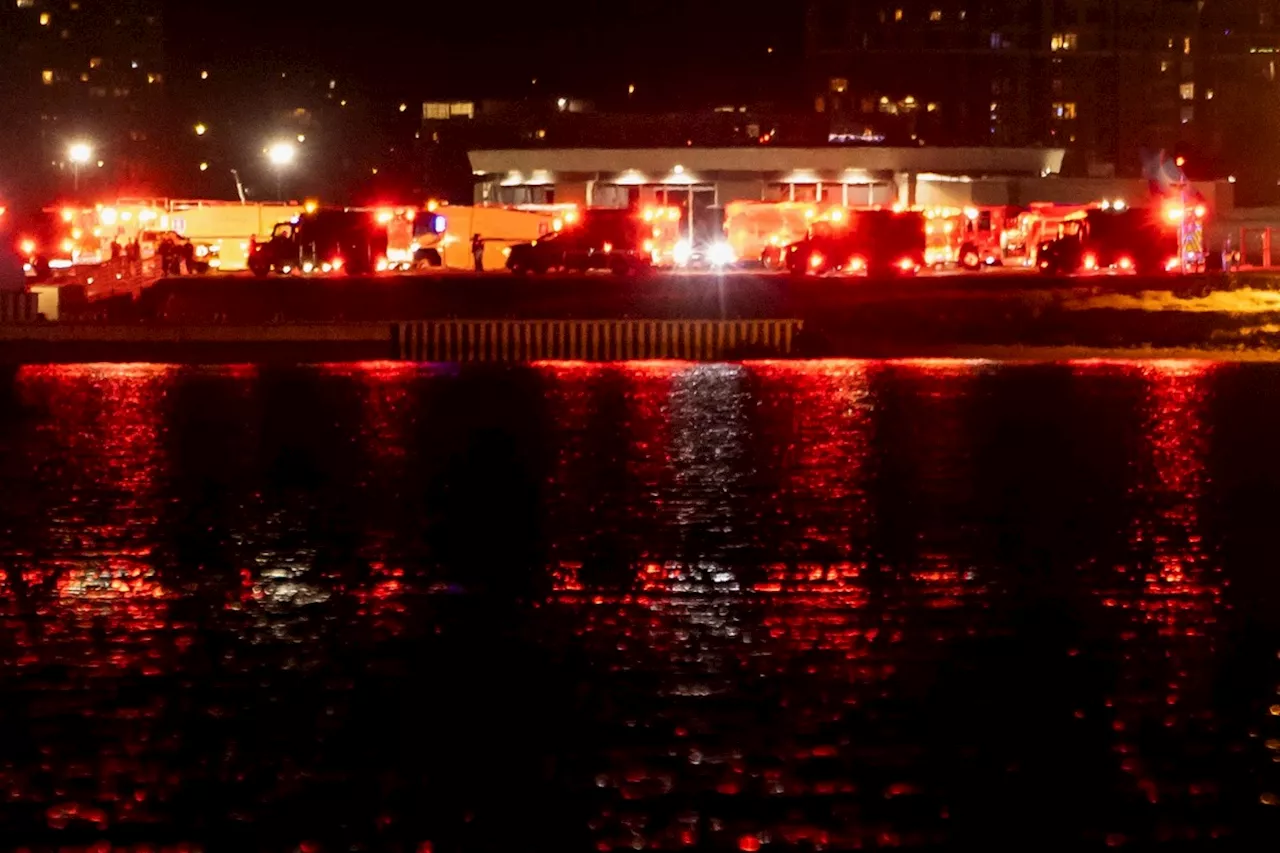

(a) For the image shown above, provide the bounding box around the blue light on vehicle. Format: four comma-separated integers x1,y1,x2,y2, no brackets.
430,214,446,234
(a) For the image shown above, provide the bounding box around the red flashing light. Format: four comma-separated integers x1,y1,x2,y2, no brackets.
331,257,344,270
1083,252,1099,271
897,257,915,271
19,239,35,256
1175,155,1186,168
1118,256,1134,271
1194,204,1206,219
375,209,394,224
847,255,866,273
809,252,824,270
1165,256,1180,272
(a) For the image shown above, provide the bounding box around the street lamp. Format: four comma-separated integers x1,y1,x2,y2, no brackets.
267,141,296,201
68,141,92,191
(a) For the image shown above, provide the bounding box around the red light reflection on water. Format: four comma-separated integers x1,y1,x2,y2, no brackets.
1078,360,1227,829
9,365,174,673
544,360,987,849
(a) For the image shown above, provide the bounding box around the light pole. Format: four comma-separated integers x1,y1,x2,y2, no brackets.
68,141,92,192
267,141,296,201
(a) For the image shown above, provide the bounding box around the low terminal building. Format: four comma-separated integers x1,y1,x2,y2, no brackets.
468,146,1068,212
468,146,1233,214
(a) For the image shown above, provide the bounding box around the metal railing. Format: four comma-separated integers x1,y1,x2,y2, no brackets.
394,318,804,361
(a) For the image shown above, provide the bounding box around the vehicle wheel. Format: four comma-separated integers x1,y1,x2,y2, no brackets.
960,244,981,270
509,262,528,275
249,260,268,276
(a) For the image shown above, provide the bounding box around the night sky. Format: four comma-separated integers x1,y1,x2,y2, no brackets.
167,0,802,105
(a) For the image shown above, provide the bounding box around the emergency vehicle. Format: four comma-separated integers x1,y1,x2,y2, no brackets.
784,208,927,277
505,208,657,275
1036,202,1206,275
724,201,846,269
248,208,390,276
922,206,1015,269
406,205,560,270
34,199,307,271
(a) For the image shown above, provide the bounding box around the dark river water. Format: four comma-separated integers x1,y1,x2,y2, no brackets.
0,360,1278,852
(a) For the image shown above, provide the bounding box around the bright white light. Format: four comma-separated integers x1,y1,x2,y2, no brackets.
557,97,567,110
1113,199,1126,211
673,240,692,267
267,142,296,167
708,242,736,267
67,142,92,164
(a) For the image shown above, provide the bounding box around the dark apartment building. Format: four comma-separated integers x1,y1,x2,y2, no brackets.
806,0,1280,178
0,0,166,198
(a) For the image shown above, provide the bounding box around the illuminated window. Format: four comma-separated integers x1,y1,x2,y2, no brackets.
16,0,34,7
894,8,903,21
449,101,474,118
1179,82,1194,100
1181,105,1194,123
1051,33,1077,51
926,102,938,112
1206,88,1214,100
958,9,966,19
1184,37,1192,55
89,57,101,69
79,72,88,82
1160,59,1171,72
424,102,449,120
930,9,942,21
70,1,79,8
829,77,848,94
1052,102,1077,120
38,11,48,25
41,69,53,84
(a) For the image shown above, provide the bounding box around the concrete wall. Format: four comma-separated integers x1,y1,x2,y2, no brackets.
715,179,766,205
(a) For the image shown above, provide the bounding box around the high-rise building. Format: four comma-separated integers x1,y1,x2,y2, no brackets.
0,0,166,199
806,1,1280,178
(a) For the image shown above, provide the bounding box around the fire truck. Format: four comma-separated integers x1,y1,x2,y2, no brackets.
922,206,1015,269
248,209,389,275
999,203,1097,268
1036,202,1206,275
724,201,845,269
784,209,926,277
505,208,658,274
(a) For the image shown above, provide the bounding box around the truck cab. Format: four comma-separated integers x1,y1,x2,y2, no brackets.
785,210,926,277
249,210,389,275
506,209,652,275
1037,206,1199,275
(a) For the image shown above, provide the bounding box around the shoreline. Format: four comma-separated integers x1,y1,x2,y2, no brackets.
4,323,1280,364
